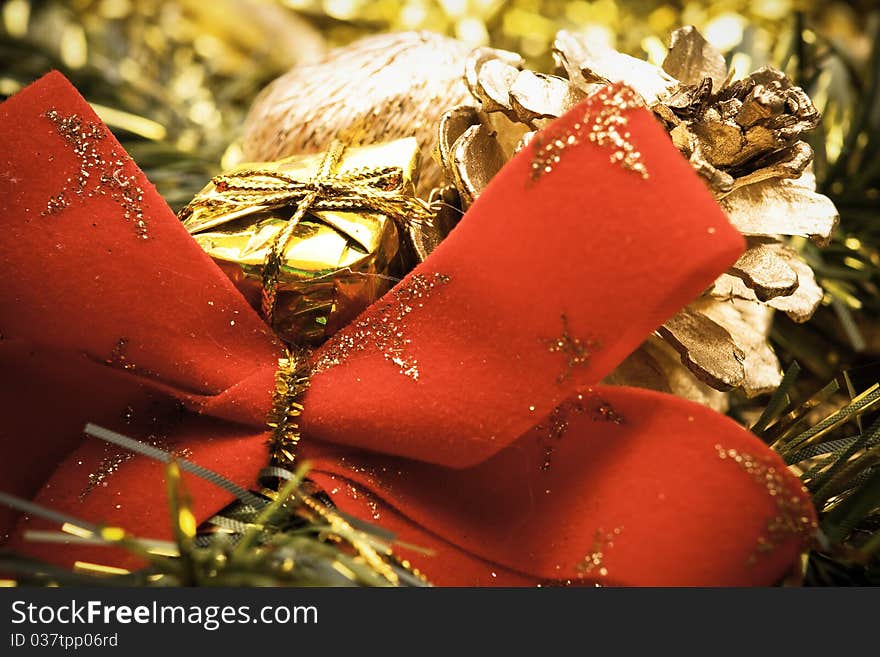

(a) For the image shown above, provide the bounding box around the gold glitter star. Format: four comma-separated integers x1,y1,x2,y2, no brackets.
531,85,648,181
43,109,148,238
543,314,597,383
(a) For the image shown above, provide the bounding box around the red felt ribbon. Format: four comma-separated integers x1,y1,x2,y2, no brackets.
0,72,815,586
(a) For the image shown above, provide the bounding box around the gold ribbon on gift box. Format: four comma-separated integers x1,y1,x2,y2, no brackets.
180,138,436,345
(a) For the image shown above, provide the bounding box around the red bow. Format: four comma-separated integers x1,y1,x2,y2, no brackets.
0,73,814,586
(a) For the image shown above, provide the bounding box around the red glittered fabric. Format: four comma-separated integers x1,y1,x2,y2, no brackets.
0,72,815,586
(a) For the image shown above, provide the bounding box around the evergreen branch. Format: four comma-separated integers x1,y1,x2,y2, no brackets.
0,427,428,588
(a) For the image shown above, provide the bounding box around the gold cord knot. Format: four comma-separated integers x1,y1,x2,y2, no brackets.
187,140,437,324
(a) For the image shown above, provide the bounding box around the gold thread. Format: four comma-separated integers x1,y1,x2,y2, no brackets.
298,491,399,586
260,141,344,320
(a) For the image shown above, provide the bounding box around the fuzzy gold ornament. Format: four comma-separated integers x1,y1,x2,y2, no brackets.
437,26,839,410
241,31,474,197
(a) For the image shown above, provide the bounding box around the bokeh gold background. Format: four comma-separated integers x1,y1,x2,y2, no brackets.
1,1,873,172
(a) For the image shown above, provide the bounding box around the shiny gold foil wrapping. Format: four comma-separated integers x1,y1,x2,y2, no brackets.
182,138,422,345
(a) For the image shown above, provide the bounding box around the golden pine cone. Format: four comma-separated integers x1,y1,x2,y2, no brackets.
437,26,839,409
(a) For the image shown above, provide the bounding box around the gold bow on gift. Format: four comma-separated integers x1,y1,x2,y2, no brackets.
180,138,436,345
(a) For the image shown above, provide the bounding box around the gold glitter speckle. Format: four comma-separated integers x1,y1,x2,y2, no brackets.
715,444,816,563
105,337,136,370
576,527,622,579
100,337,160,379
365,494,381,521
536,391,623,470
531,85,648,181
80,437,193,501
312,272,450,381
